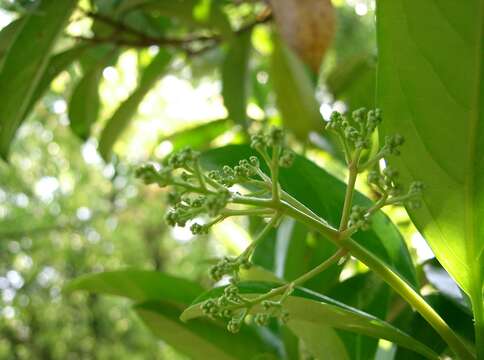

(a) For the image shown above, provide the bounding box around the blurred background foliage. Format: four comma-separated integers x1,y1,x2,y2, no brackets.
0,0,465,359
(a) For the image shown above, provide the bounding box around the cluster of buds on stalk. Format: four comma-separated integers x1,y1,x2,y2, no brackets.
326,108,423,232
136,127,296,332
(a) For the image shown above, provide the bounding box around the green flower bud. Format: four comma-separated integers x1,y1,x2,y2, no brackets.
367,170,381,185
190,223,208,235
352,107,367,124
268,127,284,146
227,319,242,333
224,284,239,298
384,134,405,155
279,149,295,168
348,205,370,230
249,156,260,168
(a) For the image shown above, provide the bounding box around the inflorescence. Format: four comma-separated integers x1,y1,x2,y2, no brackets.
136,108,423,334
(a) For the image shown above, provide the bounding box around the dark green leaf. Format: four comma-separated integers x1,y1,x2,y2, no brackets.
181,282,439,360
98,50,172,160
65,269,203,304
376,0,483,338
222,29,252,128
0,0,78,158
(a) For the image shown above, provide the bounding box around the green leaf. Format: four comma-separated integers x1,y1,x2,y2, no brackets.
270,36,323,139
68,58,106,140
252,217,342,293
98,50,172,160
181,282,439,360
136,300,278,360
65,269,203,304
423,259,472,314
222,29,252,128
376,0,484,346
201,145,418,287
288,321,350,360
119,0,232,37
160,118,231,152
0,0,78,158
0,18,25,70
25,45,88,118
326,53,376,110
393,294,476,359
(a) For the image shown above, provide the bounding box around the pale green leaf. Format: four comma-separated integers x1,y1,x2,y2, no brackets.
376,0,483,346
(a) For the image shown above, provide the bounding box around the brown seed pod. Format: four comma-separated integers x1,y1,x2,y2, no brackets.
269,0,336,72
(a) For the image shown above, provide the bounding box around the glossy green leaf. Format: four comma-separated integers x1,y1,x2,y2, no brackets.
270,36,323,139
65,269,203,304
136,300,277,360
98,50,172,160
0,0,78,158
160,118,231,152
181,282,439,360
222,30,252,128
201,145,418,286
376,0,484,344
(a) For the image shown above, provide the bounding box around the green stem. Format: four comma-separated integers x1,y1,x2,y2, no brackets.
233,248,346,309
242,214,280,258
271,145,281,203
282,201,475,360
339,149,361,231
291,248,347,286
343,239,475,360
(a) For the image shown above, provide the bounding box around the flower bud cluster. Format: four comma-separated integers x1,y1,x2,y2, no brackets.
250,128,295,168
201,285,290,333
209,256,251,282
207,157,260,187
348,205,370,230
326,108,383,150
368,167,403,197
367,167,424,210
